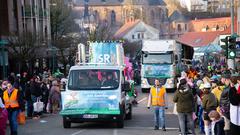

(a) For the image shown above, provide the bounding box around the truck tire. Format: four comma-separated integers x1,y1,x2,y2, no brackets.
116,115,124,128
125,105,132,120
63,117,71,128
141,88,150,93
116,107,124,128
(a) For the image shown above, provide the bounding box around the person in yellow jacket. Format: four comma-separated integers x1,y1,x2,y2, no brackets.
147,79,168,131
2,82,24,135
211,79,224,112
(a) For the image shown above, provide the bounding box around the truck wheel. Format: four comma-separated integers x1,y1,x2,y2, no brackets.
141,88,150,93
63,117,71,128
125,105,132,120
116,108,124,128
116,116,124,128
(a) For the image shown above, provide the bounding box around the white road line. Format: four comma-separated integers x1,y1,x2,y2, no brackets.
137,97,148,103
125,127,179,130
113,129,118,135
71,129,86,135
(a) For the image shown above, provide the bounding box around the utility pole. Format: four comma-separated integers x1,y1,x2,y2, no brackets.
228,0,235,70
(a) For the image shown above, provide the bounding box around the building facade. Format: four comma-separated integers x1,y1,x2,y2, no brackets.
0,0,51,77
0,0,51,40
71,0,169,37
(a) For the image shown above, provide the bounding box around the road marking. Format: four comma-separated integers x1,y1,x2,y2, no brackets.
113,129,117,135
71,129,86,135
125,127,179,130
137,97,148,104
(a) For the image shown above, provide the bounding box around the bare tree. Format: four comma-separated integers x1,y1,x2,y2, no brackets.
50,0,77,74
88,22,113,41
7,32,40,73
122,40,141,58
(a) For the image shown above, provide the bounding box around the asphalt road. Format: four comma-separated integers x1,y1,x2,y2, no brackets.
7,86,201,135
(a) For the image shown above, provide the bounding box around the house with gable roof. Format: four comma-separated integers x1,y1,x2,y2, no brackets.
176,17,238,60
114,20,159,42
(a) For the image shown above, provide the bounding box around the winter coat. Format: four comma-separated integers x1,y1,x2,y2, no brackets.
48,86,61,104
0,107,8,135
212,118,225,135
173,86,194,113
41,83,49,104
220,86,230,119
202,92,218,112
229,86,240,126
30,81,42,97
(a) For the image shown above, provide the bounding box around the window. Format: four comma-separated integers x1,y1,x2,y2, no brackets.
206,25,209,30
151,10,155,20
132,35,135,39
185,24,187,31
68,69,120,90
159,8,163,20
111,10,116,25
138,33,141,39
94,10,99,22
177,24,182,32
142,33,144,39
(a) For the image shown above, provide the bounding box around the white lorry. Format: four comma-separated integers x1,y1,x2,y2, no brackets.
141,40,181,92
60,41,133,128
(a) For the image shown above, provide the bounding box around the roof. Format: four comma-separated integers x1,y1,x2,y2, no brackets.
188,17,232,32
148,0,166,6
219,18,238,34
114,20,141,38
169,10,188,22
73,0,166,6
177,31,222,47
177,18,238,48
73,0,123,6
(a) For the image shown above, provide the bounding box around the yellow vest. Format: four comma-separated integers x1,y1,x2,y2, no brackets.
3,89,20,109
151,86,166,106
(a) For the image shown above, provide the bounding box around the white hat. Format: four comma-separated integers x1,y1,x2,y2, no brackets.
204,83,211,89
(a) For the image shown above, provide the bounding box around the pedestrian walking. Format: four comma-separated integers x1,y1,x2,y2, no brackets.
229,76,240,135
48,80,61,114
0,97,8,135
30,76,43,119
202,83,218,135
2,82,24,135
173,78,196,135
41,79,49,113
147,79,168,131
25,80,33,118
208,110,225,135
219,73,231,135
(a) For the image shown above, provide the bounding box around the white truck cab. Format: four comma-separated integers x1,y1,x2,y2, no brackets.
141,40,180,92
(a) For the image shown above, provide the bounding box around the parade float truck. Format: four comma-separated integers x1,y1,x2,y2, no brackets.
60,41,133,128
141,40,180,93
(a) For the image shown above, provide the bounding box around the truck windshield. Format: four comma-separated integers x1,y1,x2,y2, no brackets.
68,69,120,90
143,54,172,64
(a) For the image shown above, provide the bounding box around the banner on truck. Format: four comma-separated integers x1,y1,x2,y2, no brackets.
60,90,120,115
143,64,172,78
89,42,118,64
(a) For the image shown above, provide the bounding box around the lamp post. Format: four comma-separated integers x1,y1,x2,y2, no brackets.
47,44,57,73
0,40,8,79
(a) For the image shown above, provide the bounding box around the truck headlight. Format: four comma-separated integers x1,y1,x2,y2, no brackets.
167,79,174,85
142,80,147,85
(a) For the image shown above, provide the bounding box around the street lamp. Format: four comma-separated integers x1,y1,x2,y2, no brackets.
47,44,57,73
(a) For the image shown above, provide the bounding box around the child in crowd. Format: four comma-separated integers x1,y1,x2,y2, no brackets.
208,110,225,135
